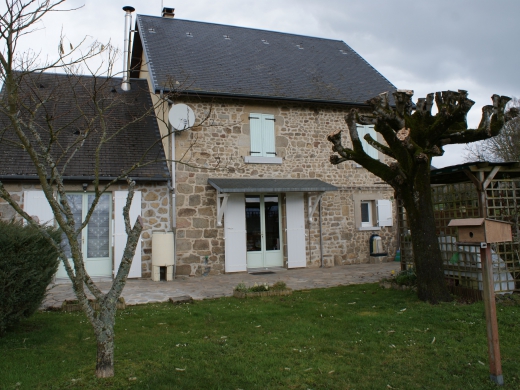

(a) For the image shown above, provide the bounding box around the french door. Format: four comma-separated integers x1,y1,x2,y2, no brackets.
56,193,112,279
246,194,283,268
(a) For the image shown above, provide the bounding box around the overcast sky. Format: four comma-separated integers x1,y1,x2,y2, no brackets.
8,0,520,168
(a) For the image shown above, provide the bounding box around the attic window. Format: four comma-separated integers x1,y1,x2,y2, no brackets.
148,28,155,33
223,35,230,40
296,44,304,50
186,32,193,37
38,83,45,88
261,39,269,45
339,49,348,55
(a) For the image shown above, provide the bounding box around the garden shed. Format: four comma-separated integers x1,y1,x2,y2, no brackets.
399,162,520,299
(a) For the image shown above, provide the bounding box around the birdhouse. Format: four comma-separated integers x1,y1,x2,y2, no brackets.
448,218,512,244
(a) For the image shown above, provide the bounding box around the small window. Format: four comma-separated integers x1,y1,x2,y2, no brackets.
354,197,393,230
356,124,379,160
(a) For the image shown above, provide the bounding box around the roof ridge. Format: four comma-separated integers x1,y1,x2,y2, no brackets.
136,14,344,43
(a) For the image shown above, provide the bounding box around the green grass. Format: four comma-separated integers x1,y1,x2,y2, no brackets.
1,283,519,389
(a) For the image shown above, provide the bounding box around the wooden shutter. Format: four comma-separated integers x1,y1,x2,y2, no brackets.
23,191,54,225
250,114,263,156
356,124,379,160
250,113,275,157
286,192,306,268
114,191,142,278
376,199,393,227
262,114,276,156
366,125,379,159
224,193,247,272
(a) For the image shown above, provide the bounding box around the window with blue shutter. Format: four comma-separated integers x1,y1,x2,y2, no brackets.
250,113,276,157
356,124,379,160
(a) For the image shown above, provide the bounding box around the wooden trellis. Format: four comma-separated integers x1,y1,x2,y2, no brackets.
399,162,520,299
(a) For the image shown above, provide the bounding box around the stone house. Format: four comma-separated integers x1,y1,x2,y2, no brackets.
124,8,400,277
0,72,170,281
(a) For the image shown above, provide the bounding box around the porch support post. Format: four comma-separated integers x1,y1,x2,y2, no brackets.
307,192,324,223
216,192,229,227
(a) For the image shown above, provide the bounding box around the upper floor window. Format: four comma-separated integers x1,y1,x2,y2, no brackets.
357,124,379,160
245,113,282,164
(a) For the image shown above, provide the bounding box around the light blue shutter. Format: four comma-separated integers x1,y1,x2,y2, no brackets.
250,114,263,156
114,191,142,278
356,124,366,150
224,193,247,272
286,192,306,268
262,114,276,157
366,125,379,159
23,191,54,225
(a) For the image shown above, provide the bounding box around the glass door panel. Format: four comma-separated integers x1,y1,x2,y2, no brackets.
62,194,83,258
87,194,110,258
246,196,262,252
264,196,280,251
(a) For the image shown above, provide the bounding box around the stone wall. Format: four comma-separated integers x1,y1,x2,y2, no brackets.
170,97,398,275
0,181,170,278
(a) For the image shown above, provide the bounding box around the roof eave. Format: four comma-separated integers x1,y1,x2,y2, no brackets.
0,175,170,182
153,88,374,107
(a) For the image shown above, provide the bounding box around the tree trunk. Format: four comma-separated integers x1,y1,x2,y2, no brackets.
93,306,116,378
399,167,452,304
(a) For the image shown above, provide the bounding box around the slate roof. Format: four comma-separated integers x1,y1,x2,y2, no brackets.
0,73,169,181
208,178,338,193
130,15,396,105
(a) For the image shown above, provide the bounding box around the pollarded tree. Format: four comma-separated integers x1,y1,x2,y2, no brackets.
328,89,518,303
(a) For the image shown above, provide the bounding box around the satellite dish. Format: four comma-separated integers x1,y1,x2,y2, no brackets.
168,104,195,131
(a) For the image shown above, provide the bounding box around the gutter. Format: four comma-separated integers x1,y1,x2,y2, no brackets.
153,88,378,108
0,175,169,182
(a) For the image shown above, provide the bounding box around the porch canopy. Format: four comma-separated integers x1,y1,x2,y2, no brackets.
208,178,338,193
208,178,338,226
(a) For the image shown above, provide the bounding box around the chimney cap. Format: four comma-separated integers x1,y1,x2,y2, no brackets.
123,6,135,12
162,7,175,18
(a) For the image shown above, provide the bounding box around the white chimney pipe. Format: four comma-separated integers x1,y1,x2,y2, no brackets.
122,6,135,91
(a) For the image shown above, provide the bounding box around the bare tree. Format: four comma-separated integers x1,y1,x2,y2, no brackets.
465,98,520,162
0,0,181,378
328,90,518,303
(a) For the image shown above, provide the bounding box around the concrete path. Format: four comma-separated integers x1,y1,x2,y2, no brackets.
43,262,398,309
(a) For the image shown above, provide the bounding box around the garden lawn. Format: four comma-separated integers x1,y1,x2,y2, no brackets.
1,283,519,389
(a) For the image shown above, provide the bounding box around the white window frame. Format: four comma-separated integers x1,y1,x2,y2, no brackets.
360,201,373,228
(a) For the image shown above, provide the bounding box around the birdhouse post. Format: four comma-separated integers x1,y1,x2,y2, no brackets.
448,218,512,386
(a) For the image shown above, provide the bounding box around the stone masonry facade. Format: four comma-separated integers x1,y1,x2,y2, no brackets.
168,97,398,276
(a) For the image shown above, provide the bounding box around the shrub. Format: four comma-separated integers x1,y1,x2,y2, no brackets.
394,268,417,286
271,281,287,291
0,220,61,336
